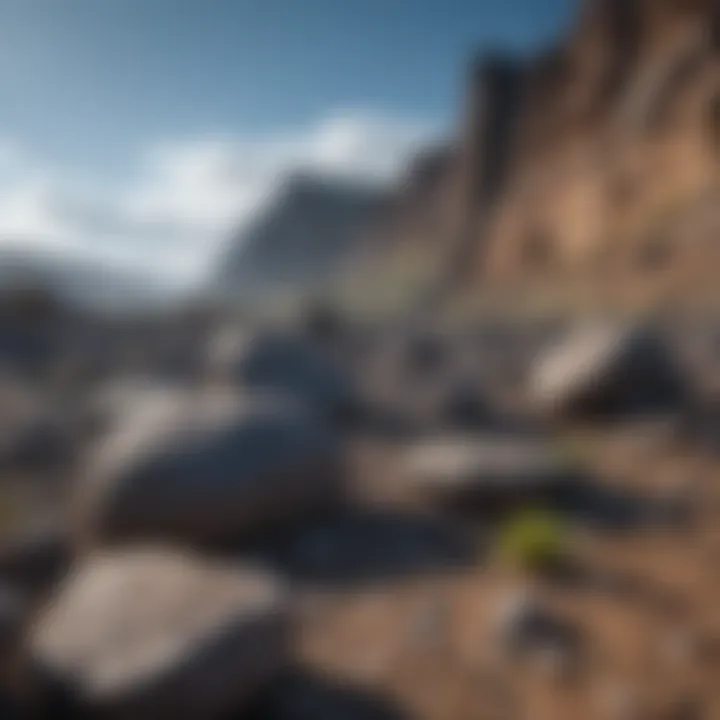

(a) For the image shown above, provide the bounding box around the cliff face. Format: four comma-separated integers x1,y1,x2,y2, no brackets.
379,0,720,307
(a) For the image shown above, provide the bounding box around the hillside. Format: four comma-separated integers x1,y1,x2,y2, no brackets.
371,0,720,311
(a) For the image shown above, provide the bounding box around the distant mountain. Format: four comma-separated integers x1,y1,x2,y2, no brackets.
0,244,179,313
215,172,387,298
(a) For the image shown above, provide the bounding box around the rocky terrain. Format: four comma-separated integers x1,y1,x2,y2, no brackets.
0,1,718,718
0,294,718,718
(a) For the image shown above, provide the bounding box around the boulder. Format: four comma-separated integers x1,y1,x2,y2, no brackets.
531,324,686,419
208,328,356,421
401,436,574,507
30,549,289,719
79,390,342,548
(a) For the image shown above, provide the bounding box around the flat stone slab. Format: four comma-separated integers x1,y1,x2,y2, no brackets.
401,436,574,500
31,549,289,719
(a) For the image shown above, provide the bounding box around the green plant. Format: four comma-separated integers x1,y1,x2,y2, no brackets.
498,509,568,574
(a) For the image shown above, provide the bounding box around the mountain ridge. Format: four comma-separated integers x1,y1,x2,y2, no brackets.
216,171,387,299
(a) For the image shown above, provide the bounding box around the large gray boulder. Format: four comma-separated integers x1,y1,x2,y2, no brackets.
78,390,342,547
208,328,356,421
30,549,289,719
531,324,686,419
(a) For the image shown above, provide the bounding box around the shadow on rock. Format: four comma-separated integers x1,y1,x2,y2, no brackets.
244,507,480,587
26,672,409,720
552,480,694,533
243,671,408,720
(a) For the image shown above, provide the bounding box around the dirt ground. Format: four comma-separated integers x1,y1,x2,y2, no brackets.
250,426,720,720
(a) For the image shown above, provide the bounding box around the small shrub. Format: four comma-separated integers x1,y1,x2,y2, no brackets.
498,509,568,575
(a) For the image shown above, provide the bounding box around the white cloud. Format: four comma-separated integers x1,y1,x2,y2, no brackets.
0,111,439,287
0,181,73,244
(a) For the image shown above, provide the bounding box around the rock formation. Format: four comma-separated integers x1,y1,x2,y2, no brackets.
374,0,720,308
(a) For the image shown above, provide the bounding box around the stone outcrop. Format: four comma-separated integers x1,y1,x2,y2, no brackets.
30,550,289,718
78,389,341,548
530,323,687,418
372,0,720,308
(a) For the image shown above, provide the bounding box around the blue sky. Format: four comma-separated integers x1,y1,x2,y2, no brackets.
0,0,574,283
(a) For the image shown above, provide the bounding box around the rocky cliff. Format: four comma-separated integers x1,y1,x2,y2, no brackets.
376,0,720,309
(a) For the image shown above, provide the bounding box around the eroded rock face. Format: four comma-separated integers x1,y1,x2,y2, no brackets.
366,0,720,305
31,549,289,719
78,389,342,548
531,324,687,419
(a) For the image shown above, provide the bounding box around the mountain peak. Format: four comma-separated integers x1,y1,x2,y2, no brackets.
215,172,386,299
